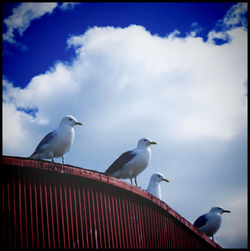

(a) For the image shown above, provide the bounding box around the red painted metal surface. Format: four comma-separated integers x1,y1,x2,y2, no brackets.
1,156,221,249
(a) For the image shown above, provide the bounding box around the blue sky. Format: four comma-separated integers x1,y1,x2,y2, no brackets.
3,2,237,88
2,2,248,248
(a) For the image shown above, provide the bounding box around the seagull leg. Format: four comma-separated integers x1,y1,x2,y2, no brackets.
130,177,133,185
62,156,64,165
135,177,138,187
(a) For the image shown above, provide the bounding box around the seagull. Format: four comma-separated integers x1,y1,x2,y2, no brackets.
193,207,231,240
146,172,169,199
29,115,82,164
105,137,157,186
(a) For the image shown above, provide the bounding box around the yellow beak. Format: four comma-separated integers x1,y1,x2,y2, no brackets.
163,178,170,183
75,121,83,125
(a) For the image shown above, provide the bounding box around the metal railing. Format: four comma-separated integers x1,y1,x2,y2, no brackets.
1,156,221,248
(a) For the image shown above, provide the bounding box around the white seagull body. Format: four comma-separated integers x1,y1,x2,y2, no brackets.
105,138,157,186
193,207,231,240
146,172,169,199
29,115,82,164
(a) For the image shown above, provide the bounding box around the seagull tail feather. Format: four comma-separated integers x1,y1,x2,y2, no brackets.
104,170,111,175
29,152,40,159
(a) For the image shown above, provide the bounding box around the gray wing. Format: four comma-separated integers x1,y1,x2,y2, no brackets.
105,150,137,175
193,214,208,228
31,130,57,155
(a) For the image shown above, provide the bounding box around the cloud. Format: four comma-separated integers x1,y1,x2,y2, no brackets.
3,3,58,44
208,2,248,45
59,3,80,10
220,2,248,29
3,22,247,152
3,2,80,44
3,102,31,156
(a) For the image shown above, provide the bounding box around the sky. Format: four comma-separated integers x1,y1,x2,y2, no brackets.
2,2,248,248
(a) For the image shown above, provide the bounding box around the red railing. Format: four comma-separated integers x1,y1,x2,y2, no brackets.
1,156,221,248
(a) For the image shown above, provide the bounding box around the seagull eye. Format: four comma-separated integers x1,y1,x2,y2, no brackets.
69,118,73,121
158,174,161,178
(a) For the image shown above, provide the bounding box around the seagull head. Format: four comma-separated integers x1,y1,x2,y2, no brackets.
137,137,157,148
60,115,83,127
210,207,231,215
150,172,169,184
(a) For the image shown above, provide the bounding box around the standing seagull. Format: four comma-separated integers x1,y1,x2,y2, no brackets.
193,207,231,240
105,138,157,186
29,115,82,164
146,172,169,200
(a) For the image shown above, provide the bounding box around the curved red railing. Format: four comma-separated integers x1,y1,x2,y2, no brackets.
1,156,221,248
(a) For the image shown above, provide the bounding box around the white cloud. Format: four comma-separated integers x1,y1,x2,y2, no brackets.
208,2,248,45
221,2,248,28
207,30,231,44
2,101,34,156
59,3,80,10
3,23,247,153
3,3,58,44
3,2,80,44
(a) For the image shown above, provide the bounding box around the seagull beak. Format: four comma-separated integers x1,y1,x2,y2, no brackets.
75,121,83,126
223,209,231,213
150,141,157,145
162,178,169,183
